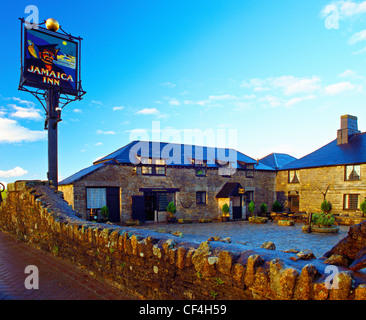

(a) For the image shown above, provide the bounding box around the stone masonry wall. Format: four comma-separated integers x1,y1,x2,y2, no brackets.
60,164,276,222
1,180,366,300
276,165,366,215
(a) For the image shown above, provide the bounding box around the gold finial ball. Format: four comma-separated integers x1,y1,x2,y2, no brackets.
45,18,60,32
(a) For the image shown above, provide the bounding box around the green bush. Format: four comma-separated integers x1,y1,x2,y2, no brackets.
321,200,332,214
101,206,109,219
312,213,335,227
167,202,176,216
222,203,230,214
260,203,268,215
360,200,366,216
272,200,282,212
248,201,255,215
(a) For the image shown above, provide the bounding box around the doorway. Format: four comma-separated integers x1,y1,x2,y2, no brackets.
288,195,300,213
232,196,242,219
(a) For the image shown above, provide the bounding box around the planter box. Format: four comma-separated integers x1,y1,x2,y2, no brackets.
302,225,339,234
199,218,212,223
249,216,268,224
278,219,295,226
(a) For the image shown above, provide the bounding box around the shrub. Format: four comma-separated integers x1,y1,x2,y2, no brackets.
248,201,255,215
361,199,366,216
272,200,282,212
222,204,230,216
312,213,335,227
321,200,332,214
101,206,109,219
260,203,268,215
167,202,176,216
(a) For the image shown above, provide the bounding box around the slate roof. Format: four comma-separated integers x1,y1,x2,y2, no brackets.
59,140,275,185
259,153,297,170
280,132,366,170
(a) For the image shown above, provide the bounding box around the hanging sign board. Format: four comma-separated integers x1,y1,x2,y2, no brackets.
21,27,79,96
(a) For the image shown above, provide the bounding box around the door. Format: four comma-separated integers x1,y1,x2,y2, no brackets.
106,187,120,222
288,195,300,213
144,194,157,221
132,196,146,222
232,196,242,219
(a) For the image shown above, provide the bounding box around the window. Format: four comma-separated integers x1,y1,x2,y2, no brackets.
245,191,254,205
344,194,359,210
246,164,254,178
87,188,106,209
288,170,300,183
193,159,207,177
157,192,175,211
345,165,361,181
141,158,166,176
196,191,207,205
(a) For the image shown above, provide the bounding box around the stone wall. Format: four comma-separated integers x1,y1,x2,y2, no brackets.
59,164,276,222
1,180,366,300
276,165,366,214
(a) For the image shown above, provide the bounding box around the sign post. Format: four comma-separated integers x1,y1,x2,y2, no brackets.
18,18,86,189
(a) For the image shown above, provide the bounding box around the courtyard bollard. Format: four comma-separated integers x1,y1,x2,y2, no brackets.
306,213,313,233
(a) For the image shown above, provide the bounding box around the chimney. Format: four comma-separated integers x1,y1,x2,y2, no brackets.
337,115,360,145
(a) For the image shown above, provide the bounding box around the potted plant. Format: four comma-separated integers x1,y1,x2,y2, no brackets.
101,206,109,221
166,201,177,223
260,202,268,216
248,200,255,216
221,203,230,221
302,200,338,233
248,201,268,223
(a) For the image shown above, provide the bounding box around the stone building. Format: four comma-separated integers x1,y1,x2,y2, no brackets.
59,141,277,222
275,115,366,216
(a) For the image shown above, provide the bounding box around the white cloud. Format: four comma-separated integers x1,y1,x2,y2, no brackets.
136,108,159,115
351,46,366,55
0,117,46,143
0,167,28,178
338,69,364,79
73,108,82,113
271,76,321,96
11,97,35,108
323,81,357,95
258,95,282,108
96,129,115,135
349,29,366,44
241,76,321,96
208,94,238,101
113,106,124,111
8,104,42,120
285,95,316,107
160,82,176,88
94,142,103,146
168,98,181,106
336,0,366,18
91,100,103,106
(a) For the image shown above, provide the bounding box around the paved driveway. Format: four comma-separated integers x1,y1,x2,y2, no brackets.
0,231,135,300
135,220,350,258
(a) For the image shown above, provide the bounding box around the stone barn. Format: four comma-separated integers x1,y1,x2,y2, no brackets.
59,141,277,223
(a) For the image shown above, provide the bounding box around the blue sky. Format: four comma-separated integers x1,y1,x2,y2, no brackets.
1,0,366,186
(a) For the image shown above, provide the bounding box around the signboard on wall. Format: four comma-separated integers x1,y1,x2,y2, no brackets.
22,27,79,96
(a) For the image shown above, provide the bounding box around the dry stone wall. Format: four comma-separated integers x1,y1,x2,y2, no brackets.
1,180,366,300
